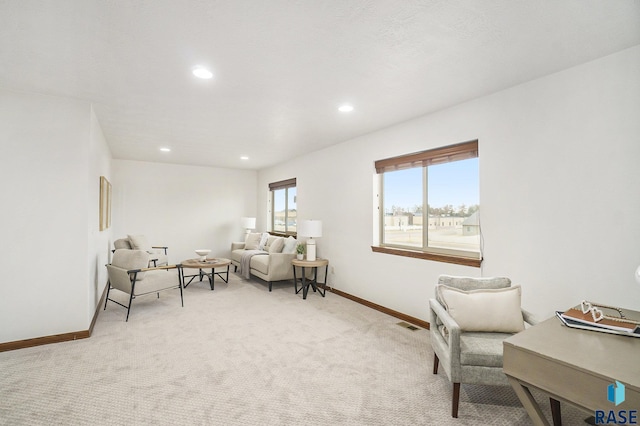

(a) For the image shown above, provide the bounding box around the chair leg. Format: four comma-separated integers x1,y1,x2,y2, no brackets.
452,382,460,418
433,354,439,374
125,292,134,322
268,281,272,292
103,282,111,310
550,398,562,426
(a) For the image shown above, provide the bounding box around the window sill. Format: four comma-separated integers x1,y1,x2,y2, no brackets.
270,231,297,238
371,246,482,268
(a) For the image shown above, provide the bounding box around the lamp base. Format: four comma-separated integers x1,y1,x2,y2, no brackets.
306,239,316,261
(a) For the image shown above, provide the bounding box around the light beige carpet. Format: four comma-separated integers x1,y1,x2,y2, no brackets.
0,272,589,425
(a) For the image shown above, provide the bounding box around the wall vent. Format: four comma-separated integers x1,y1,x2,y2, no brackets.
397,321,420,331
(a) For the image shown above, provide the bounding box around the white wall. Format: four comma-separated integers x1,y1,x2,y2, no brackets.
258,45,640,321
0,89,112,343
88,106,112,314
111,160,257,263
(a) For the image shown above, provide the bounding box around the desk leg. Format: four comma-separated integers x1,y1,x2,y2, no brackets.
507,376,551,426
550,398,562,426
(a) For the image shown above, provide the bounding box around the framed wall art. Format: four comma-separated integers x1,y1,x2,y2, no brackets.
99,176,112,231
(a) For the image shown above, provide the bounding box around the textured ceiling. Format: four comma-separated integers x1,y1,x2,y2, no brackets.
1,1,639,170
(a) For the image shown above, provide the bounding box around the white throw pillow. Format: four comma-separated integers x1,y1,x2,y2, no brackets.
127,234,151,251
282,236,297,254
436,285,525,333
244,233,262,250
258,232,270,250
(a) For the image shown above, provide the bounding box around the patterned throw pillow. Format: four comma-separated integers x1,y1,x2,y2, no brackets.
258,232,270,250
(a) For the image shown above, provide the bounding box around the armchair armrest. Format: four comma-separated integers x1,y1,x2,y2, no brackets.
151,246,168,255
429,298,461,360
521,308,539,326
138,264,180,273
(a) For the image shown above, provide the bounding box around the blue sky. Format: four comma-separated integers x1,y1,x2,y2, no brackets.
383,158,479,209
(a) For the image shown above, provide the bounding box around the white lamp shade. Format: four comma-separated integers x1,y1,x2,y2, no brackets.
241,217,256,229
298,220,322,238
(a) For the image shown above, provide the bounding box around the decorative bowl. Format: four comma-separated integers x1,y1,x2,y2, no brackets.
195,249,211,261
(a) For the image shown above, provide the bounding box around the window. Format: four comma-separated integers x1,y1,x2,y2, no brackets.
373,140,481,267
269,178,297,235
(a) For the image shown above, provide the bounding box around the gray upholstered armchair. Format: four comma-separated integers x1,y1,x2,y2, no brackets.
113,234,168,267
104,249,183,321
429,275,538,418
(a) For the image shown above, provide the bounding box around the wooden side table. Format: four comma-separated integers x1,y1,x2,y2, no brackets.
292,258,328,300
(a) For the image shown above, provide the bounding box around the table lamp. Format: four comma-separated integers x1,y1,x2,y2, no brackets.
241,217,256,236
299,219,322,261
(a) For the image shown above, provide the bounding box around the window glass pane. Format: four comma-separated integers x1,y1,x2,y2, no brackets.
287,187,297,233
427,158,480,253
273,189,286,233
383,168,423,248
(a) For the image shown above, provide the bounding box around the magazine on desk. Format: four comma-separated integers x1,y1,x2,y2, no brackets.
556,308,640,338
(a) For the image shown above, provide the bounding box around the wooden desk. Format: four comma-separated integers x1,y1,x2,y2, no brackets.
503,311,640,426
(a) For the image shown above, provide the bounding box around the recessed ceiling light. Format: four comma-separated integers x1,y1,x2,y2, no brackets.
240,156,249,160
192,67,213,79
338,104,354,112
160,148,171,152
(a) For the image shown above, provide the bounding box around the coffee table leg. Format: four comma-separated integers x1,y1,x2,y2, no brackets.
208,268,214,290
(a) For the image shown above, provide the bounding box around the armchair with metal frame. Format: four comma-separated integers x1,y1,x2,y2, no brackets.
113,234,169,267
104,249,184,321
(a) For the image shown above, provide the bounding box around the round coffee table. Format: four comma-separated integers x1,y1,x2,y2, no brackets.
181,258,231,290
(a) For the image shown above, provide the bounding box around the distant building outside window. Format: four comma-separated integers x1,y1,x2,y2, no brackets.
374,140,481,265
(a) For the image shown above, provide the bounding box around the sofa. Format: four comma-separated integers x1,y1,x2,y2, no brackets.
230,233,299,291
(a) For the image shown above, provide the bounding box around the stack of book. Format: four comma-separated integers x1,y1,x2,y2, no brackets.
556,307,640,338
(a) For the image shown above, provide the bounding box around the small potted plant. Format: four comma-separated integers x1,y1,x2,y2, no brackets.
296,243,305,260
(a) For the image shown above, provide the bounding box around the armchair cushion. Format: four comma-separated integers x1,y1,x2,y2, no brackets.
128,234,151,251
437,284,524,333
112,249,149,280
460,332,512,368
114,238,132,250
